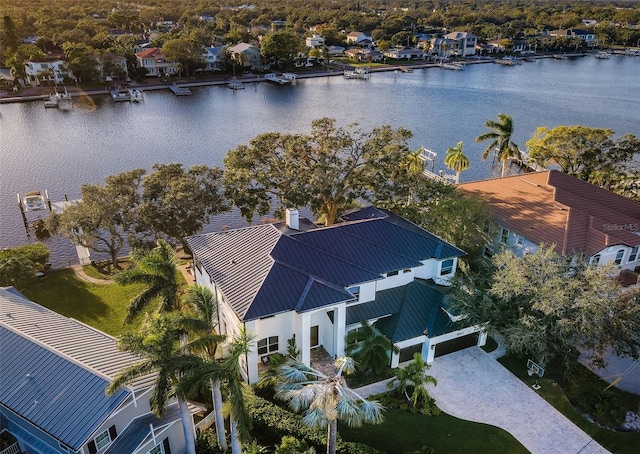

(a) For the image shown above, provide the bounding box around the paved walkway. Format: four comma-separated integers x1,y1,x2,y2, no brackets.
71,265,113,284
418,348,608,454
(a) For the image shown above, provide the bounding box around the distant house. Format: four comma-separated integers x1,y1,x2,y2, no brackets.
443,31,477,57
346,31,373,48
271,20,286,32
548,29,599,47
430,37,458,58
0,287,197,454
228,42,262,68
305,34,326,48
458,170,640,273
99,52,129,81
203,46,225,71
384,47,426,60
24,56,74,85
135,47,177,77
186,207,485,385
327,45,345,56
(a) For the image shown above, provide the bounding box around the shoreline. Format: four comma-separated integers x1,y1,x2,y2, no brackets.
0,53,592,105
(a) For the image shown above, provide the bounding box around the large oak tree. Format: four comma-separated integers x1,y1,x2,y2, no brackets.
223,118,416,225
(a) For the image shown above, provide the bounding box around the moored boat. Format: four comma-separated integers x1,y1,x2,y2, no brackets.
440,62,464,70
22,190,48,211
593,51,611,59
227,80,245,90
129,88,143,101
343,68,369,79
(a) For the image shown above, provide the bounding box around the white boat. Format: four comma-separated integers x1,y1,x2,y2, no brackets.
593,51,611,59
264,73,292,85
552,54,568,60
282,73,297,80
44,88,72,109
111,89,131,101
43,93,59,108
440,62,464,70
227,80,245,90
129,88,143,101
343,68,369,79
22,190,47,211
495,57,521,66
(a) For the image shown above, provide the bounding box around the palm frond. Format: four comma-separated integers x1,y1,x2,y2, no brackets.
335,396,364,428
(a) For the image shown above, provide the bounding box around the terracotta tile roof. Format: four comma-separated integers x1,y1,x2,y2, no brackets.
458,170,640,256
135,47,161,58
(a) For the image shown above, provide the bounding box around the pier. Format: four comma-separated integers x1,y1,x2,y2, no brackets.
169,84,192,96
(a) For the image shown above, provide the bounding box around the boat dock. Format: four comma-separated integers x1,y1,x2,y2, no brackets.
227,80,245,90
169,84,192,96
343,68,369,79
111,90,131,101
264,73,292,85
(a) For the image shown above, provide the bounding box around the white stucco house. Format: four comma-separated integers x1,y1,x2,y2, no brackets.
458,170,640,275
135,48,177,77
443,31,477,57
25,56,75,85
305,34,326,48
186,207,486,385
0,287,198,454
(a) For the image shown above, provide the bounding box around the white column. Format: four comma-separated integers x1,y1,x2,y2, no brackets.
390,348,400,368
245,320,259,384
334,304,346,358
477,330,488,347
299,312,311,367
424,338,436,364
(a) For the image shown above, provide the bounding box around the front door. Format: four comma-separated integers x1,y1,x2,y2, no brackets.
310,325,319,348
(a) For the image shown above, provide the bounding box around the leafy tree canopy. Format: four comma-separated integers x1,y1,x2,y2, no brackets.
449,246,640,370
0,243,50,289
260,31,304,68
223,117,416,225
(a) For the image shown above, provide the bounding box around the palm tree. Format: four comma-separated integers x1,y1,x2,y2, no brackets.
226,327,255,454
444,141,470,184
6,53,27,87
183,285,227,451
387,353,437,410
106,314,202,454
116,239,180,323
275,356,384,454
345,320,397,375
476,113,519,178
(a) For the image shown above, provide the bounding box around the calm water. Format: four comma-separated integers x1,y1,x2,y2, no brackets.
1,56,639,267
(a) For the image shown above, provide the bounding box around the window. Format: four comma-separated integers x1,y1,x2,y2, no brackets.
257,336,278,355
484,247,494,258
95,431,110,450
500,228,510,244
629,246,639,262
149,447,162,454
440,259,454,276
614,249,625,265
516,236,525,247
591,254,601,265
347,286,360,298
387,270,399,277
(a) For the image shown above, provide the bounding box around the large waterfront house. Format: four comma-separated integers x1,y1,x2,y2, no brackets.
135,48,177,77
305,34,325,48
548,29,599,47
228,43,262,69
346,32,373,48
24,56,75,85
438,32,477,57
203,46,225,71
458,170,640,273
186,207,486,385
0,287,197,454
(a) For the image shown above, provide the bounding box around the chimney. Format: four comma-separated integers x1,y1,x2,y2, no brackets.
286,208,299,230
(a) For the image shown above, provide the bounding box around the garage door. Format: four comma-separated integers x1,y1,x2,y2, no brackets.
434,333,479,358
399,344,423,363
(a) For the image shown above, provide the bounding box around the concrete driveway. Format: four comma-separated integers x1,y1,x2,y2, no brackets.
425,348,609,454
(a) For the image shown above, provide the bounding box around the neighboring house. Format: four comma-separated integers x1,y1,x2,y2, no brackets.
24,56,74,85
384,47,426,60
429,37,458,58
203,46,225,71
346,31,373,47
443,31,477,57
0,287,196,454
458,170,640,272
548,29,599,47
327,45,345,56
99,52,129,81
228,42,262,68
271,20,286,31
305,34,326,48
135,48,177,77
186,207,486,385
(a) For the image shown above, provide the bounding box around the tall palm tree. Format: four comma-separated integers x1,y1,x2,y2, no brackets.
444,141,470,184
6,53,27,87
345,320,397,375
275,356,384,454
183,285,228,451
226,327,255,454
116,239,180,323
476,113,519,177
106,314,202,454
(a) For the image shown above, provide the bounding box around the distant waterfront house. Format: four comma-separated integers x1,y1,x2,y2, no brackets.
430,37,458,58
384,47,426,60
99,52,129,81
228,42,262,68
458,171,640,273
443,31,477,57
186,207,485,385
135,47,177,77
327,45,345,56
24,56,74,85
548,29,599,47
346,31,373,47
203,46,225,71
305,34,326,48
0,287,197,454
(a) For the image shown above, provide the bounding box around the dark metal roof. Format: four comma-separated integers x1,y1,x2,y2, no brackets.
104,404,181,454
0,327,129,451
187,208,465,322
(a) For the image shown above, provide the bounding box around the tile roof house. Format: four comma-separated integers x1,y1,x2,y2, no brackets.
0,287,195,454
135,48,177,77
458,170,640,271
186,207,485,384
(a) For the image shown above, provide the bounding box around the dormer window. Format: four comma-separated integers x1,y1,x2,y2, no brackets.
440,259,454,276
614,249,625,265
629,246,639,262
590,254,601,265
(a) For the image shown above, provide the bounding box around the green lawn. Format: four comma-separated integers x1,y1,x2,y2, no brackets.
22,269,146,336
340,408,528,454
499,355,640,454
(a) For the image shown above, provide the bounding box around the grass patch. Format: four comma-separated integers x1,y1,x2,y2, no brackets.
499,354,640,454
340,408,528,453
22,269,146,337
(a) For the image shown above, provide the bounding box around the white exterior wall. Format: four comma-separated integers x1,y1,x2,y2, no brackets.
375,270,413,292
593,244,640,271
132,419,185,454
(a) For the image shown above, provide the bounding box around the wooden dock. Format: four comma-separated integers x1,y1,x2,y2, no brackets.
169,85,192,96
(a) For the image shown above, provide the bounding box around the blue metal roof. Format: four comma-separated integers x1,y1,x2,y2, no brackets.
0,327,129,450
